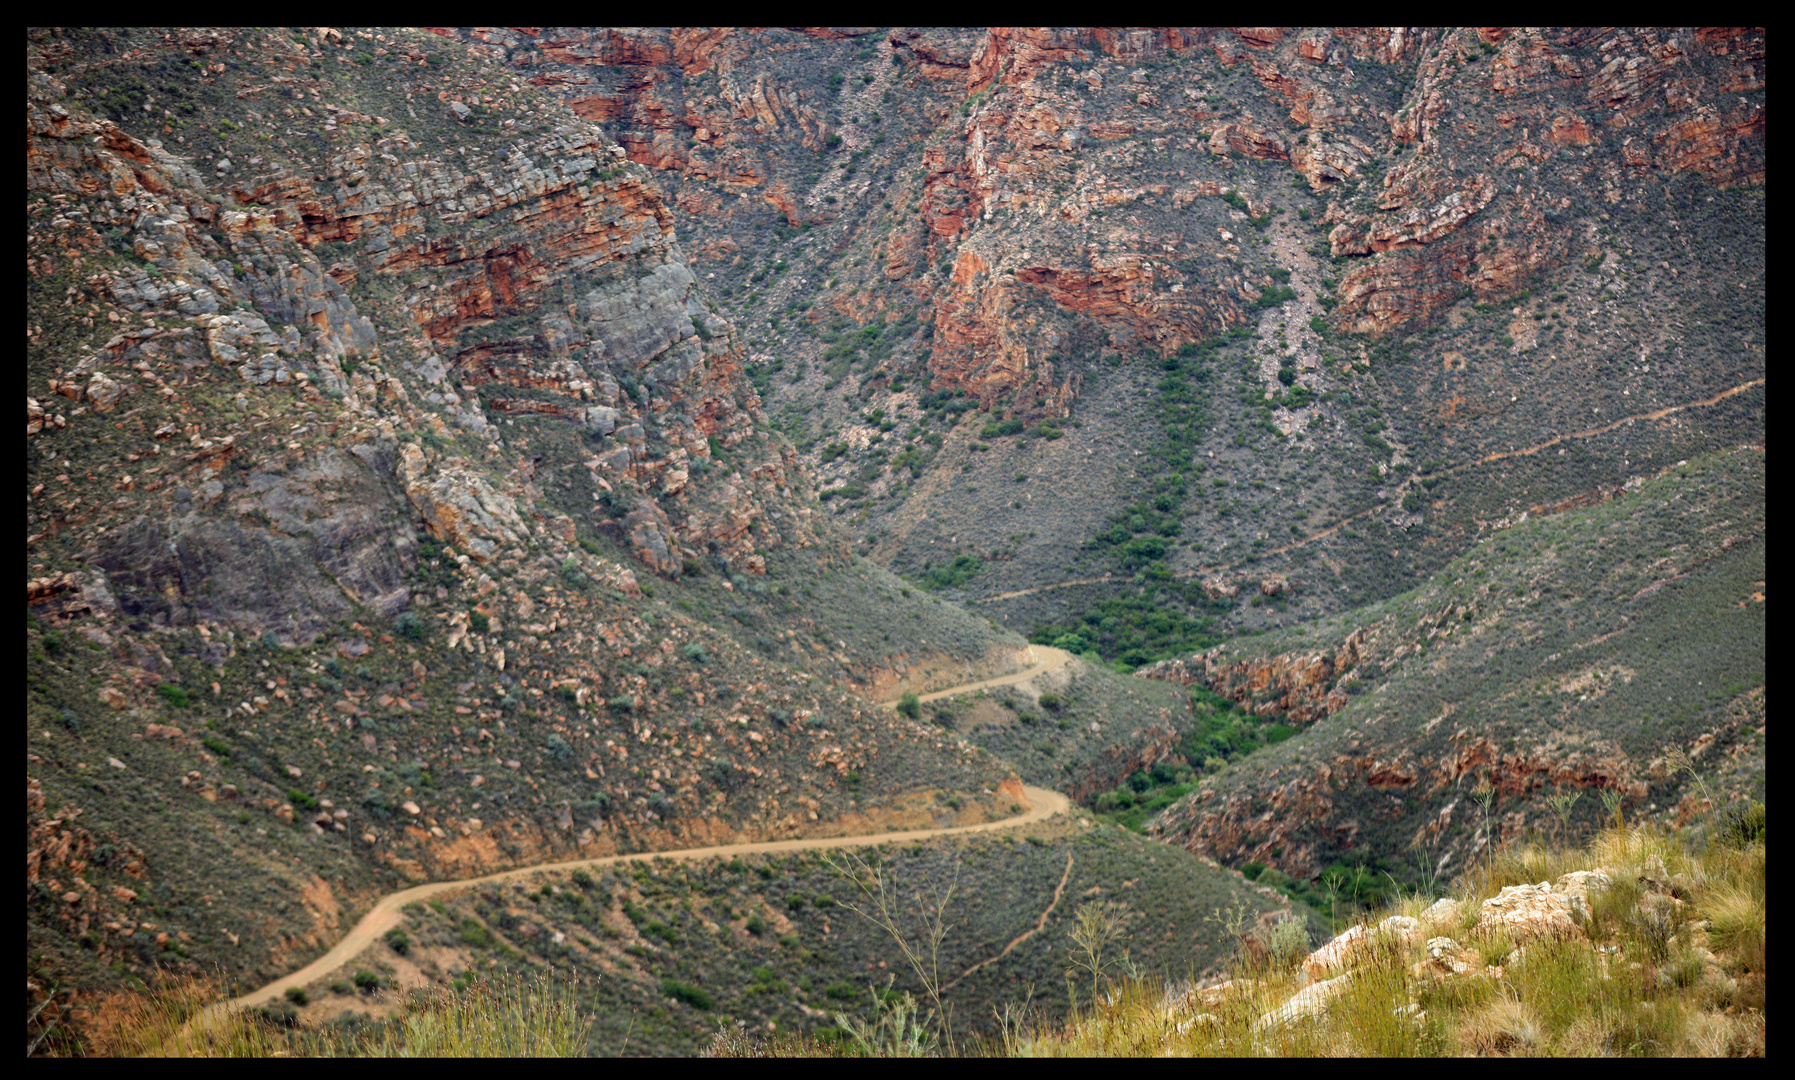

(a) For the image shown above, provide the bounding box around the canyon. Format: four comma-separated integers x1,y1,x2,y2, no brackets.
26,26,1762,1055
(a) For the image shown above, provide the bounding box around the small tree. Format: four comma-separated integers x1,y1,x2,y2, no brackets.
823,850,961,1054
1546,791,1583,847
1067,899,1131,990
896,692,921,720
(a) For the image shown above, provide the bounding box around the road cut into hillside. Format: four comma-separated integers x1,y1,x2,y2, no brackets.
875,644,1078,707
224,784,1071,1013
181,647,1081,1031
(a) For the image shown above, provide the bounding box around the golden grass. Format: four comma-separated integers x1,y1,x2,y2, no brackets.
83,975,286,1059
55,972,589,1058
1457,995,1543,1056
1008,818,1767,1058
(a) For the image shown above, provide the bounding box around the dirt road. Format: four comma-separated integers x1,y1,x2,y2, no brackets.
185,647,1083,1026
226,784,1069,1012
876,644,1078,707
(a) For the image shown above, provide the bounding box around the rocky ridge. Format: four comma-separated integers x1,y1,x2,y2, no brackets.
429,27,1766,639
25,27,1046,1028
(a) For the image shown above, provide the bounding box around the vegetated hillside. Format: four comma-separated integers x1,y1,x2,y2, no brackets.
429,27,1765,657
917,650,1205,804
21,25,1769,1058
254,815,1306,1056
24,25,1045,1035
1144,444,1764,902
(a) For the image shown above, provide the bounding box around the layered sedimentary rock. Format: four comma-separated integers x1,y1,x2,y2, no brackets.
433,25,1763,401
27,41,826,641
1138,628,1365,726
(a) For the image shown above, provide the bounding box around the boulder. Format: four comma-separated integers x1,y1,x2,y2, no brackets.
1555,869,1614,924
1201,575,1240,600
1300,924,1366,981
1255,972,1353,1030
1419,897,1463,932
1476,882,1583,942
399,446,531,563
85,373,126,412
1412,936,1485,980
1377,915,1420,941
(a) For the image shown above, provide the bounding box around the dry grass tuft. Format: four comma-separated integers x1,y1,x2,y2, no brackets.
84,975,285,1059
1457,995,1543,1056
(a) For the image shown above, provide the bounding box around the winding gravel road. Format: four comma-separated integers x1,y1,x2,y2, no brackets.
224,647,1078,1012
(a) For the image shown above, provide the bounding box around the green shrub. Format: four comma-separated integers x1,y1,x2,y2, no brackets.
384,928,410,956
284,986,309,1006
683,642,708,664
394,611,424,642
896,692,921,720
155,684,190,708
458,919,496,949
661,979,713,1010
1716,801,1765,848
353,970,383,992
202,735,232,758
288,790,319,812
469,611,491,633
915,554,984,591
1254,285,1298,309
746,914,767,936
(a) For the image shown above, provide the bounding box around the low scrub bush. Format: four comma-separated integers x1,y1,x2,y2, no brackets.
662,979,713,1011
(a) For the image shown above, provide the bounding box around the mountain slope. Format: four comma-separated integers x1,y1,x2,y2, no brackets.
427,26,1765,649
1144,444,1764,890
24,25,1033,1028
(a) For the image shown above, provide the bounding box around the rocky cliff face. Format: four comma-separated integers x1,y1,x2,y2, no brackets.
28,41,806,631
438,24,1765,378
1138,627,1366,726
426,26,1765,641
26,27,1039,1022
